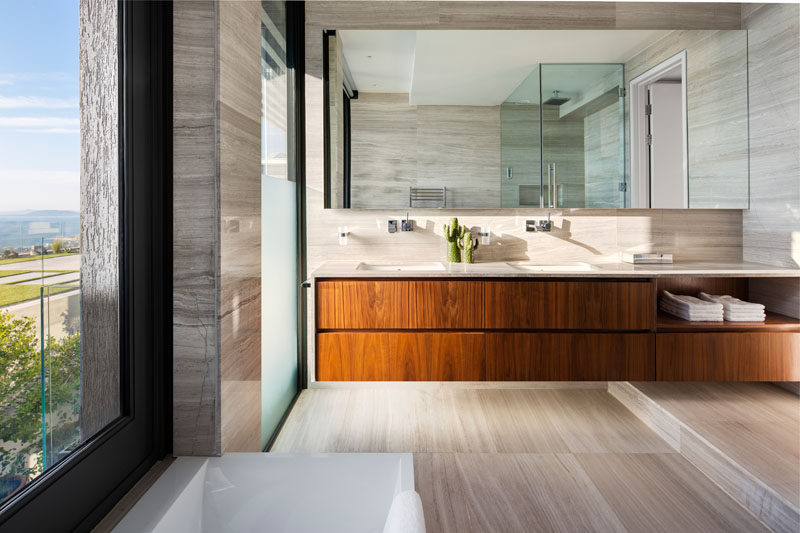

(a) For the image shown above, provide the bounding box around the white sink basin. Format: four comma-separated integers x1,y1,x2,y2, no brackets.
356,262,446,272
508,261,597,272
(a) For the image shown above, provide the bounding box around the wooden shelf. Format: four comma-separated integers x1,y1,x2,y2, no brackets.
656,311,800,333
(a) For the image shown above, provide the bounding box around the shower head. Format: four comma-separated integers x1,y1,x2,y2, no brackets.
543,90,570,106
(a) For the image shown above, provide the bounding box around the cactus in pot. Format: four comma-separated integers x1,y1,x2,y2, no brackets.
458,231,479,264
443,217,466,263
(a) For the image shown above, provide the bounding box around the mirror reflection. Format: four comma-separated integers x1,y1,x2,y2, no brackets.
324,30,749,209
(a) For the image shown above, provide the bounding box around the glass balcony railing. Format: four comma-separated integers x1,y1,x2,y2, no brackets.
0,254,81,503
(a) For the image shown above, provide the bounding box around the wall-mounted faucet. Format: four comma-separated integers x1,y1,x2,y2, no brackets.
401,212,414,231
338,226,349,245
538,212,552,232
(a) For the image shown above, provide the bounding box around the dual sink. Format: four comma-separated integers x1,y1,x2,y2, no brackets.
355,261,597,272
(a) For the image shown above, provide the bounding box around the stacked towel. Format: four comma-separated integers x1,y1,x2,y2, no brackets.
699,292,766,322
660,290,724,321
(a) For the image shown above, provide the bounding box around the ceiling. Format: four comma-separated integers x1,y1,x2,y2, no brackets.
338,30,671,106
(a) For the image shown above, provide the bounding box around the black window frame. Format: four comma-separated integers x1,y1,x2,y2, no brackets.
0,1,172,530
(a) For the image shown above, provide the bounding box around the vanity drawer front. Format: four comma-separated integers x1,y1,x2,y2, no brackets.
316,280,409,329
656,332,800,381
408,281,483,329
485,281,655,330
317,332,486,381
486,333,655,381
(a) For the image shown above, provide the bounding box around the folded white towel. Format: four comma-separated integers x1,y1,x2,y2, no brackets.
383,490,426,533
660,300,721,316
660,304,723,321
725,315,766,322
698,293,765,312
659,292,724,321
662,291,724,312
696,293,766,322
660,307,724,321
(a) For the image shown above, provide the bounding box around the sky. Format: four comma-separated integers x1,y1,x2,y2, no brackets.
0,0,79,212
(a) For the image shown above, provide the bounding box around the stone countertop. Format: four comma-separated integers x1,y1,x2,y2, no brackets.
309,260,800,279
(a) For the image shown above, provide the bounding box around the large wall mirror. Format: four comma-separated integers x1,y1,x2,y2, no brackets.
323,29,749,209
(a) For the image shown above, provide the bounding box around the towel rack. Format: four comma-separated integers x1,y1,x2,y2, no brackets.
409,187,446,208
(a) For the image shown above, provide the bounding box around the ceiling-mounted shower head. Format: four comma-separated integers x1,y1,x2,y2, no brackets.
543,90,570,106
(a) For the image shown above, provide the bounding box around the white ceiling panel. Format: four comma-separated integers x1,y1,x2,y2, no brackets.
340,30,670,105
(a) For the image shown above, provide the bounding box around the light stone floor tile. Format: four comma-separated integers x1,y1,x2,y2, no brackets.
272,387,768,532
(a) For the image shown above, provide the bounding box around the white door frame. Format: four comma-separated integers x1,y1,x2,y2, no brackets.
629,50,688,208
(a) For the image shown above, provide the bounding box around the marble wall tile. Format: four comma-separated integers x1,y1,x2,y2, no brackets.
742,3,800,270
173,0,220,456
614,2,742,30
348,94,501,209
219,0,262,453
742,4,799,323
221,380,261,454
173,0,264,455
436,1,617,29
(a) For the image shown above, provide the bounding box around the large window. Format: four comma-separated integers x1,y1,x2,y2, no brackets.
0,0,88,503
0,1,171,529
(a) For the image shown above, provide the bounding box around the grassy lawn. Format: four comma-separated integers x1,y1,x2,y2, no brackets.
0,252,78,266
0,285,75,307
0,269,80,283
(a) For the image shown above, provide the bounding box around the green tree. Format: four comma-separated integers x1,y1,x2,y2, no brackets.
0,311,80,480
51,239,63,254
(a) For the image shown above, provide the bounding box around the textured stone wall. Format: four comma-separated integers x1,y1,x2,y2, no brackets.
79,0,120,439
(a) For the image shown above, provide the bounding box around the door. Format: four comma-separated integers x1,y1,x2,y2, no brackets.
648,82,687,208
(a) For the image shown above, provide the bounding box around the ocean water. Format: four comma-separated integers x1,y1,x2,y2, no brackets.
0,212,80,251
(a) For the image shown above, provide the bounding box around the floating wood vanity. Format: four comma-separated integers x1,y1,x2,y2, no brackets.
313,263,800,382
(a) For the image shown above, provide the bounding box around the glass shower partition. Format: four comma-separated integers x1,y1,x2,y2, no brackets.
501,64,626,208
540,64,626,208
501,67,542,208
260,0,299,448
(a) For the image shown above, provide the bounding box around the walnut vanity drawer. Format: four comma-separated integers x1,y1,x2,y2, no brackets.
316,280,409,329
316,279,483,330
484,280,655,330
656,332,800,381
486,332,655,381
316,332,486,381
408,280,483,329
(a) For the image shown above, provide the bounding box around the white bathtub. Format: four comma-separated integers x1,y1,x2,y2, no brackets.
114,453,417,533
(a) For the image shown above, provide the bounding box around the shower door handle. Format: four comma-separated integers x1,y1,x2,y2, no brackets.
547,163,557,208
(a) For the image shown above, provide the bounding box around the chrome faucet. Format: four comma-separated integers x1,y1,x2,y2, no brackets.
401,212,414,231
538,212,552,232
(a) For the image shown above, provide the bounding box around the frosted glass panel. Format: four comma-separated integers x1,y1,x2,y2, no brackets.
261,177,297,446
260,0,296,447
